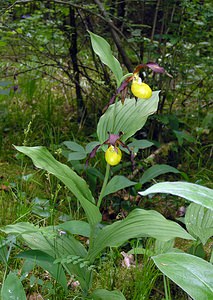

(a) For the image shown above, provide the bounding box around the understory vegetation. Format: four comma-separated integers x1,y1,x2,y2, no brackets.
0,1,213,299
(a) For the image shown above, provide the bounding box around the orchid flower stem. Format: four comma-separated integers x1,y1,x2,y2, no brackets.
97,163,110,208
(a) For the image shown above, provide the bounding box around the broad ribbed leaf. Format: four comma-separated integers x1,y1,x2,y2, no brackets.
0,237,8,264
1,222,87,258
1,222,38,235
17,250,67,292
97,92,160,144
185,203,213,244
88,209,193,262
1,223,56,256
152,253,213,300
139,181,213,210
3,222,91,292
140,164,180,185
89,31,123,85
91,289,126,300
15,146,101,225
103,175,137,197
1,272,26,300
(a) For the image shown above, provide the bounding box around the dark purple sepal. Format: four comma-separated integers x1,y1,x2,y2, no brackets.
86,144,101,166
106,132,123,146
103,79,132,112
146,62,165,73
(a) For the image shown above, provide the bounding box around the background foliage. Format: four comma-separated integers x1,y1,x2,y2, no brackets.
0,1,213,299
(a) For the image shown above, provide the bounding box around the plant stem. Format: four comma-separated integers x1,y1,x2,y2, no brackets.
97,163,110,208
163,274,171,300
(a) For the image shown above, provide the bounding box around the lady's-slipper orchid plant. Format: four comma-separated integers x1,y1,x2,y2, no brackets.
88,62,171,167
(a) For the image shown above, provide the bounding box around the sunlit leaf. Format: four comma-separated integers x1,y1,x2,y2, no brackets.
14,146,101,225
88,209,193,262
1,222,38,235
185,203,213,244
139,181,213,210
152,253,213,300
89,31,123,85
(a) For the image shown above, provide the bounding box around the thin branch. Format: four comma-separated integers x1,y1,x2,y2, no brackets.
93,0,133,72
151,0,161,42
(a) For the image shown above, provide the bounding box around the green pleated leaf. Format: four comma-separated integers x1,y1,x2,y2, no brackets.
17,250,68,292
140,164,180,185
89,31,123,85
1,272,26,300
185,203,213,245
128,139,154,149
1,222,87,259
152,253,213,300
88,209,194,262
90,288,126,300
2,222,90,292
139,181,213,210
14,146,101,225
97,92,160,144
103,175,137,197
1,222,55,256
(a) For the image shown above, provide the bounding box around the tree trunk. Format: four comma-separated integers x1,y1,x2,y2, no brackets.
69,6,85,123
